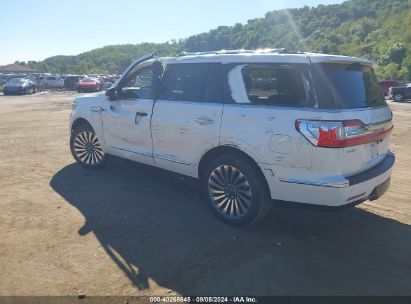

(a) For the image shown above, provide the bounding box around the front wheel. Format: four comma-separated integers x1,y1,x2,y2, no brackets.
393,93,405,102
70,125,105,168
202,154,272,226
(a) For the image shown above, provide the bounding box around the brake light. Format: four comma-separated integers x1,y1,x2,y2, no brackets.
295,119,393,148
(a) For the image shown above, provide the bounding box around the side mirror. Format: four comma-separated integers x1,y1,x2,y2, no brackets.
105,87,117,100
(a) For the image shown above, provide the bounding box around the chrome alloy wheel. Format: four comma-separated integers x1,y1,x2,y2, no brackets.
208,165,253,219
394,94,404,102
73,131,104,165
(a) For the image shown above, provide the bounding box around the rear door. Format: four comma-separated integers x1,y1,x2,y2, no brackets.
151,62,224,176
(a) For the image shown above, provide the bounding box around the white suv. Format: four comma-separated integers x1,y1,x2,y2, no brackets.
69,50,395,225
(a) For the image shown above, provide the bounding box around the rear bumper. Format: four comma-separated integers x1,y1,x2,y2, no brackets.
267,152,395,207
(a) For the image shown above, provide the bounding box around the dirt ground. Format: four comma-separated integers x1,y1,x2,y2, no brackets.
0,91,410,297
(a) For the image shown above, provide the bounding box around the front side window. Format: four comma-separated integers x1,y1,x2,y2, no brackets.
229,64,310,107
120,66,153,99
159,63,223,103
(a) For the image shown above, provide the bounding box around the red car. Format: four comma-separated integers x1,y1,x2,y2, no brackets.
77,77,102,93
379,80,401,96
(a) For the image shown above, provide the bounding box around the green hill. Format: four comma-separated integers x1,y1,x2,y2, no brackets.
24,0,411,80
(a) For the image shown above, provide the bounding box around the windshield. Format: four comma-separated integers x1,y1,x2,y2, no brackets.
8,78,25,84
311,63,386,109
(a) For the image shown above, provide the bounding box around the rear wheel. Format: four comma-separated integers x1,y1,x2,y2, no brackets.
70,125,105,168
393,93,405,102
202,154,271,226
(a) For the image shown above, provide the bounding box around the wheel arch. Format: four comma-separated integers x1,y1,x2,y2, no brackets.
71,117,93,134
198,145,271,194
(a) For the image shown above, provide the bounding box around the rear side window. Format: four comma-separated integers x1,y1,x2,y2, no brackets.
159,63,223,102
311,63,386,109
228,64,311,107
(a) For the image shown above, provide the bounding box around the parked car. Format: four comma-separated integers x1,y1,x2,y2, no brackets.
379,80,401,96
388,86,411,102
64,75,84,90
69,50,395,225
3,78,37,95
39,75,64,89
0,73,25,85
77,77,102,93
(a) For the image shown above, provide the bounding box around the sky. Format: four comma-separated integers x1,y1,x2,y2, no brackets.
0,0,344,65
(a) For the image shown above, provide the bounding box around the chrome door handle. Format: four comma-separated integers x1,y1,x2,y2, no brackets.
195,117,214,125
136,112,147,117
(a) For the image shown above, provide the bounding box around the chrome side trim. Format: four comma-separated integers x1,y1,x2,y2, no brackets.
111,146,153,157
90,106,103,113
154,154,190,165
279,178,349,188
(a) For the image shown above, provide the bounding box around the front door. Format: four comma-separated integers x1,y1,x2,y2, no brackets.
101,63,155,165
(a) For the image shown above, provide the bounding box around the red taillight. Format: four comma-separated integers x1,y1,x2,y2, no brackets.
296,119,393,148
318,125,339,147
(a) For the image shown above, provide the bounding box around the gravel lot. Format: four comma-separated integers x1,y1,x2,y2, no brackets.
0,92,410,296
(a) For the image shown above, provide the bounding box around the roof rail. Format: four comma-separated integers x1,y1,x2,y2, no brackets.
178,48,287,57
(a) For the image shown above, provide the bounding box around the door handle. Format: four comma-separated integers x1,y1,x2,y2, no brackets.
135,112,148,124
195,117,214,125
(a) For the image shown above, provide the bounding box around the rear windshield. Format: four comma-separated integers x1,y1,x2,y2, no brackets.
311,63,386,109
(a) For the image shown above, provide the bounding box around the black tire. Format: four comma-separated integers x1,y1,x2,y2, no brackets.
393,93,405,102
70,124,105,168
77,90,82,93
201,154,272,226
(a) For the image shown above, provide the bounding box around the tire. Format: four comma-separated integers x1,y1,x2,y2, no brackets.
70,125,105,168
393,93,405,102
201,154,272,226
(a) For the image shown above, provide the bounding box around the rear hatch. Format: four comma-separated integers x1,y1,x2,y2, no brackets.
296,58,393,177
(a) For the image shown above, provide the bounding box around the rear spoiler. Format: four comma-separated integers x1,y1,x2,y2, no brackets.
307,53,375,67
